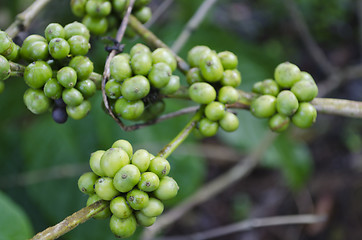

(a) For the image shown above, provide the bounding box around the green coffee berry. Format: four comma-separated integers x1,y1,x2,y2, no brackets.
105,79,122,99
48,38,70,59
85,0,112,17
64,21,90,40
218,86,239,104
44,78,63,99
299,71,315,83
45,23,65,41
130,43,151,57
221,69,241,87
159,75,180,95
113,0,129,13
21,39,49,61
113,164,141,192
131,52,152,76
140,197,164,217
131,149,151,172
110,54,132,82
86,194,111,219
276,90,299,116
250,95,277,118
268,113,290,132
187,45,211,68
94,177,119,200
219,111,239,132
5,43,20,61
68,35,90,56
217,51,238,70
153,176,179,201
291,102,317,128
199,118,219,137
57,67,78,88
186,67,204,85
135,211,156,227
109,215,137,238
76,79,96,99
24,61,52,89
62,88,84,106
134,0,150,9
148,157,170,178
66,100,91,119
137,172,160,192
189,82,216,104
140,100,165,121
69,56,94,80
110,196,133,219
151,48,177,71
114,98,145,120
0,31,12,55
274,62,301,88
112,139,133,159
100,147,130,177
23,88,51,114
70,0,87,17
121,75,150,100
205,101,226,121
78,171,98,194
148,62,172,88
199,52,224,82
0,55,10,81
126,189,149,210
89,150,106,176
134,6,152,24
291,80,318,102
252,79,280,97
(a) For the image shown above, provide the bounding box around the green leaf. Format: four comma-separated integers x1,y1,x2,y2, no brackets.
0,191,33,240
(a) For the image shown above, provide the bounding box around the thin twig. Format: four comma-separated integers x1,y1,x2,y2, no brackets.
160,214,327,240
283,0,335,75
6,0,52,38
171,0,218,54
312,98,362,118
142,131,278,240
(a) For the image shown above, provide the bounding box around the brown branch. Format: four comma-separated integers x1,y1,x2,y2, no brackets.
312,98,362,118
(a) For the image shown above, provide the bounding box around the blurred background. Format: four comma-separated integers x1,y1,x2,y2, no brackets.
0,0,362,239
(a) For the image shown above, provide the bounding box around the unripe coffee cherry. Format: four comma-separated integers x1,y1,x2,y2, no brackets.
83,15,108,35
218,86,239,104
112,139,133,159
131,52,152,76
45,23,65,41
292,102,317,128
160,75,180,95
78,171,98,194
199,52,224,82
64,21,90,40
187,45,211,68
66,100,91,120
140,197,164,217
105,79,122,99
24,61,52,89
20,36,48,61
57,67,78,88
85,0,111,17
134,6,152,24
219,111,239,132
274,62,301,88
113,0,128,13
126,189,149,210
113,164,141,192
48,38,70,59
121,75,150,100
217,51,238,69
276,90,299,116
151,48,177,71
138,172,160,192
0,31,12,55
189,82,216,104
76,79,96,99
110,54,132,82
68,35,90,56
114,98,145,120
252,79,280,97
221,69,241,87
0,55,10,81
205,101,226,121
300,71,315,83
89,150,106,176
268,113,290,132
94,177,119,200
70,0,87,17
148,62,172,89
23,88,51,114
86,194,111,219
186,68,204,85
135,211,156,227
110,196,133,219
250,95,277,118
100,147,130,177
130,43,151,57
141,100,165,121
131,149,151,172
148,157,170,178
109,215,137,238
62,88,84,106
291,80,318,102
153,176,179,201
199,118,219,137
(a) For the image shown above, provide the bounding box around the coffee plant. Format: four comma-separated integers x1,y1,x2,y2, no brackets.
1,0,362,239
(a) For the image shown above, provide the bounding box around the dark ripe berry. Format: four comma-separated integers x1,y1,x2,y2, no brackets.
109,215,137,238
199,118,219,137
274,62,301,88
78,171,98,194
131,52,152,76
221,69,241,87
153,176,179,201
44,23,65,42
187,45,211,68
140,100,165,121
57,67,78,89
52,106,68,124
130,43,151,57
110,196,133,219
110,54,132,82
100,147,130,177
64,21,90,40
113,164,141,192
54,98,66,108
114,98,145,120
140,197,164,217
131,149,151,172
24,61,52,89
0,55,10,81
135,211,156,227
68,35,90,56
69,56,94,80
105,79,122,99
137,172,160,192
148,62,172,89
250,95,277,118
89,150,106,177
291,79,318,102
112,139,133,159
66,100,91,120
218,86,239,104
113,0,128,13
151,48,177,71
217,51,238,70
219,111,239,132
205,101,226,121
48,38,70,60
276,90,299,116
121,75,150,100
94,177,119,200
148,157,170,178
186,67,204,85
82,15,108,35
23,88,51,114
70,0,87,17
20,37,49,61
62,88,84,106
0,31,12,55
76,79,96,99
199,52,224,82
291,102,317,129
269,113,290,132
189,82,216,104
126,189,149,210
86,194,111,219
85,0,112,17
159,75,180,95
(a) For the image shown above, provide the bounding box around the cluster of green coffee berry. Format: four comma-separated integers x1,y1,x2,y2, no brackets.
251,62,318,131
105,43,180,121
186,45,241,137
71,0,151,36
78,139,179,238
0,30,21,93
21,22,96,123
